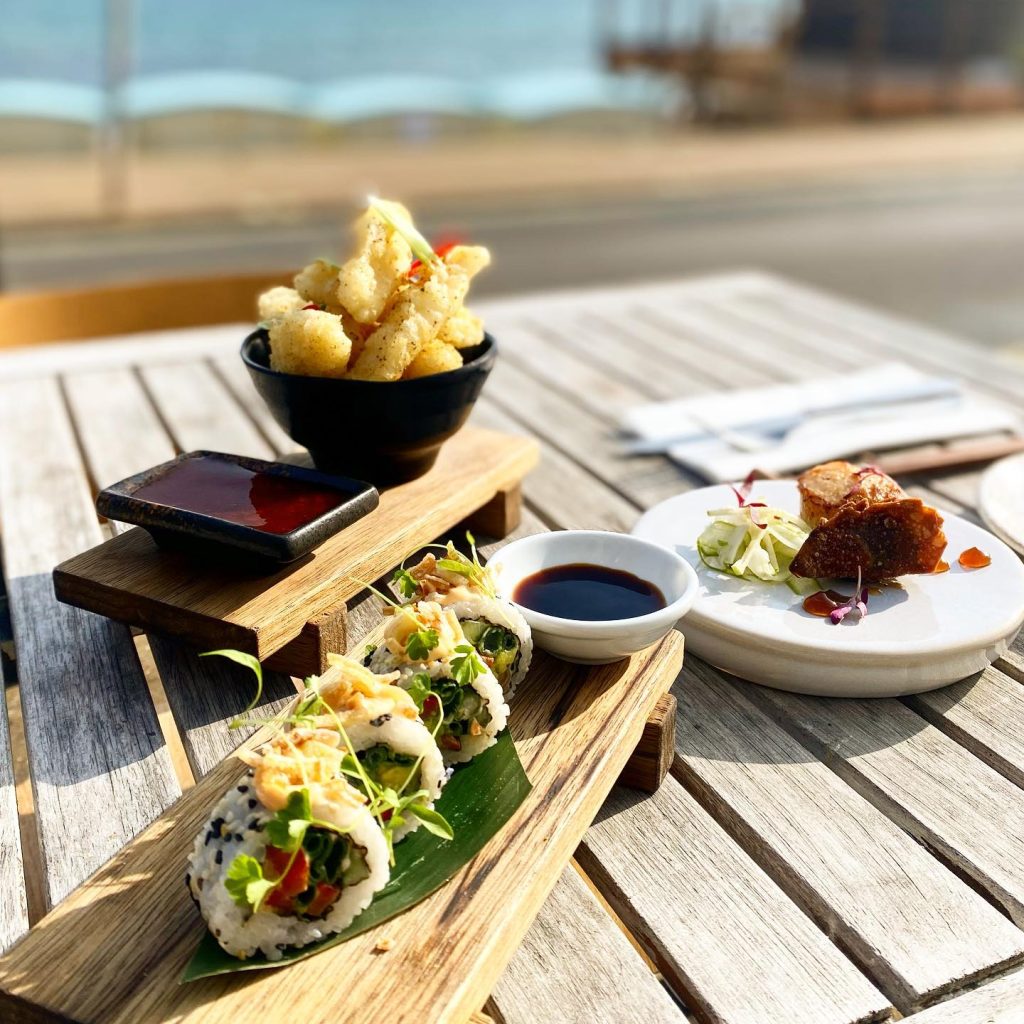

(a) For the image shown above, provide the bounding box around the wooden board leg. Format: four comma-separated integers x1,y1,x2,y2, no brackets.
264,602,348,678
617,693,677,793
462,484,522,539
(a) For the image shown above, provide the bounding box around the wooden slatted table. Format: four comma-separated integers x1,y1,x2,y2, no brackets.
3,270,1024,1023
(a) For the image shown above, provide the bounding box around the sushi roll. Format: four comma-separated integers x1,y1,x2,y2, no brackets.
369,601,509,765
313,654,447,841
393,540,532,696
187,729,389,961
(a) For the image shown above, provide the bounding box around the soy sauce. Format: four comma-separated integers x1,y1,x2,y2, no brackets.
513,563,666,621
133,457,348,534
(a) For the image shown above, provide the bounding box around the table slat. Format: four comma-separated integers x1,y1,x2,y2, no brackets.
138,361,275,459
676,664,1024,1011
488,315,646,416
0,377,181,908
749,687,1024,927
0,688,28,953
485,358,689,509
742,274,1024,403
901,968,1024,1023
491,866,684,1024
472,401,638,532
578,777,891,1024
904,668,1024,791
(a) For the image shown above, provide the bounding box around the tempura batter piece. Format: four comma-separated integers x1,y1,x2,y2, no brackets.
269,308,352,378
792,461,946,581
293,259,342,308
403,339,463,379
437,307,484,349
346,268,454,381
257,285,305,322
799,461,905,527
337,209,414,324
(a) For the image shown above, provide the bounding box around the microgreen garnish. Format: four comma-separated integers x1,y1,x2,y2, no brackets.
828,568,869,625
351,576,402,611
406,671,433,710
406,628,439,661
450,643,486,688
392,568,419,600
225,854,276,912
265,790,313,851
200,650,264,726
406,803,455,840
368,196,438,267
426,531,497,598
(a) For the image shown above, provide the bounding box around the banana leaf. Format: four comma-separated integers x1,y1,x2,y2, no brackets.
182,731,530,981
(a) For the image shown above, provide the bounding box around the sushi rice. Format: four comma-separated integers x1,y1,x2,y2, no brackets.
369,601,510,765
187,774,389,961
441,595,532,698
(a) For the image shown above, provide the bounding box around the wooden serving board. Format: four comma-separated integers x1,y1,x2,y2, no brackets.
53,427,538,676
0,632,684,1024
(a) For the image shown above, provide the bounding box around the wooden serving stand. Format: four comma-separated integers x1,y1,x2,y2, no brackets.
54,427,539,677
0,633,684,1024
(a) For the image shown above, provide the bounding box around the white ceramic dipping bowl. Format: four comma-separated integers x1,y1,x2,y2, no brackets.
490,530,698,665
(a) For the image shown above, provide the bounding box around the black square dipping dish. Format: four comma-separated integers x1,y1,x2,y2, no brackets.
96,451,379,565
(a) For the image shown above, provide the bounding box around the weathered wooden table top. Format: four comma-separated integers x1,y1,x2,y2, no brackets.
3,270,1024,1024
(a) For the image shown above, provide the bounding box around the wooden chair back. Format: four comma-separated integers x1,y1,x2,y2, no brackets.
0,271,294,349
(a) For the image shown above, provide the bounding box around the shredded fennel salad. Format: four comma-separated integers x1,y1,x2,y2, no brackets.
696,489,815,594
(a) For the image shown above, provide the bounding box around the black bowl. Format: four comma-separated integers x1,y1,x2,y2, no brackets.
241,329,497,485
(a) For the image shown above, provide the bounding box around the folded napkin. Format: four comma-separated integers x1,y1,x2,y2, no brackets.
618,362,1021,483
667,396,1019,482
620,363,958,451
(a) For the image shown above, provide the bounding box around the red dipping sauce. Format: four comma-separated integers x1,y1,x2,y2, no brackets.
132,457,349,534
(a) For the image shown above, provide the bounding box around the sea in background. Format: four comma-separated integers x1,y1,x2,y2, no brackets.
3,0,789,87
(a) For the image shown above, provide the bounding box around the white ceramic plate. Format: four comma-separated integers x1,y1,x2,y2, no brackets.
979,452,1024,557
633,481,1024,697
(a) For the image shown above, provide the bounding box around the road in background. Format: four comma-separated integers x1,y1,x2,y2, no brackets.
2,166,1021,348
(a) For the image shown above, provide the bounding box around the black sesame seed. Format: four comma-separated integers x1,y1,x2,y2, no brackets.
215,850,223,865
234,834,243,842
370,714,392,727
237,785,249,793
249,819,262,831
248,798,258,809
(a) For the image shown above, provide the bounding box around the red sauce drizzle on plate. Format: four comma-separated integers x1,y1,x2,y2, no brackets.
132,457,348,534
958,546,991,570
802,590,847,617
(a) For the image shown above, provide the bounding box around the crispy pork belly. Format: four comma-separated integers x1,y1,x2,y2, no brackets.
790,461,946,582
798,461,905,528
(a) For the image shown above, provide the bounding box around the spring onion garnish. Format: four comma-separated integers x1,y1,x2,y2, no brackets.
827,568,869,624
697,480,811,589
368,196,438,267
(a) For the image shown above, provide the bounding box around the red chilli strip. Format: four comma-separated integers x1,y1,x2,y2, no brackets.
407,238,464,280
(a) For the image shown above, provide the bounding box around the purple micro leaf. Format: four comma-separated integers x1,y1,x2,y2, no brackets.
828,568,869,625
